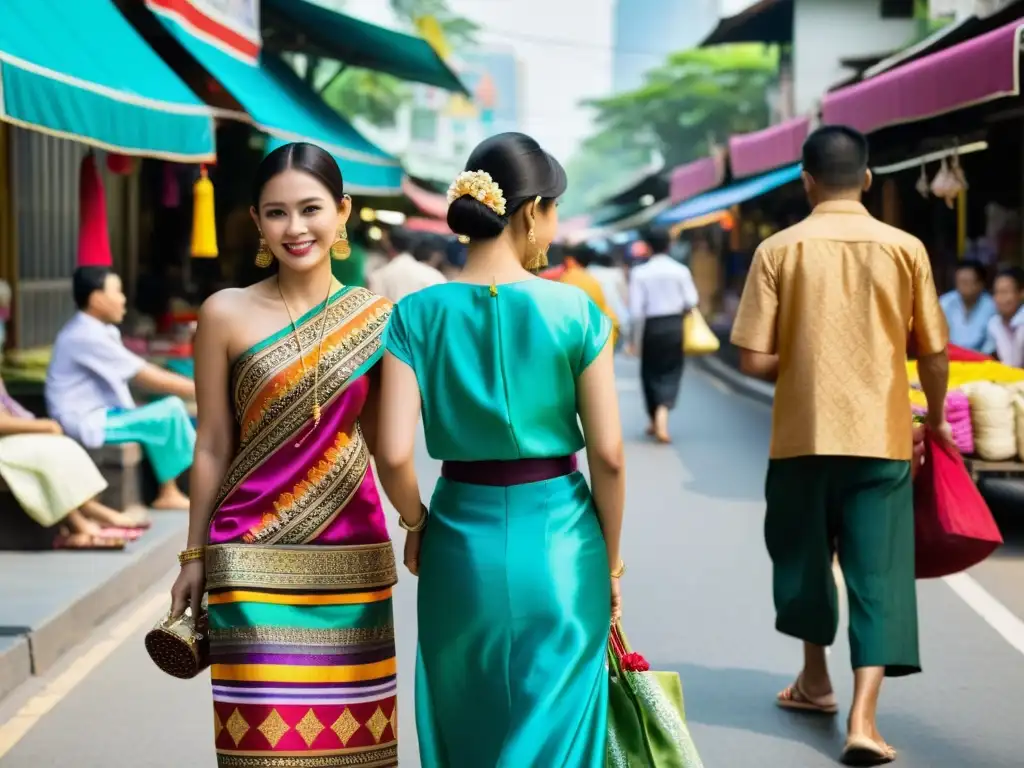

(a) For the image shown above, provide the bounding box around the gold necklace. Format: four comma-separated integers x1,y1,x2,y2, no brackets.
278,277,335,440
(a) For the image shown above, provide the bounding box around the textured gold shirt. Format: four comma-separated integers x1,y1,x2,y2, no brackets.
731,200,948,460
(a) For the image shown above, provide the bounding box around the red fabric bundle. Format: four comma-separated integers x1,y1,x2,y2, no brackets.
913,433,1003,578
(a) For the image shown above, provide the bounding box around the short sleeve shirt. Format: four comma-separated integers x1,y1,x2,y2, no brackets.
730,201,948,460
45,312,146,447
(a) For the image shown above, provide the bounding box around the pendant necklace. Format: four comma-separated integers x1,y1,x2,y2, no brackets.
278,276,335,446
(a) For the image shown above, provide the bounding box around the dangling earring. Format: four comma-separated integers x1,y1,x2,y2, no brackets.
255,235,273,268
331,226,351,260
524,227,548,271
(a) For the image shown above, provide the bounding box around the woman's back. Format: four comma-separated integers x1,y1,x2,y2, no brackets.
386,279,611,461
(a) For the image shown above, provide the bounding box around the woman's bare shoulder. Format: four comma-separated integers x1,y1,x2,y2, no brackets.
199,282,272,321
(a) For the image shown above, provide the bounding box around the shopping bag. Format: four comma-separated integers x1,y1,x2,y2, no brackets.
607,621,704,768
682,310,719,356
913,432,1003,579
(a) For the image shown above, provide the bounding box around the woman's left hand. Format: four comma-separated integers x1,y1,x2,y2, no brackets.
404,530,423,576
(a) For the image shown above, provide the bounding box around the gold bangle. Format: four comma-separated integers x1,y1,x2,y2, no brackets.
399,505,428,533
610,560,626,579
178,546,206,566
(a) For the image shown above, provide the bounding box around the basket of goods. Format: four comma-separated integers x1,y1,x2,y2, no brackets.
960,382,1017,462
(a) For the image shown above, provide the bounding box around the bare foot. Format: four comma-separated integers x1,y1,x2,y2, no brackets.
81,500,151,529
153,490,190,510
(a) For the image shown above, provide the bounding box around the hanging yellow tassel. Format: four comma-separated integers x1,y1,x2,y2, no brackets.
191,164,218,258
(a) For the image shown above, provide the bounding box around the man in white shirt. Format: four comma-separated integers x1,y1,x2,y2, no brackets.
367,228,446,303
628,228,699,443
46,267,197,510
986,267,1024,368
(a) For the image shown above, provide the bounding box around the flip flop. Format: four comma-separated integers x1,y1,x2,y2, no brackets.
97,527,144,541
841,735,896,765
776,677,839,714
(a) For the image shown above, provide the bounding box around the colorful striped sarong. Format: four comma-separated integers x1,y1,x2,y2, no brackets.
207,543,399,767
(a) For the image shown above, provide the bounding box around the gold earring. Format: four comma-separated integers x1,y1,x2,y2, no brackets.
255,236,273,268
527,227,537,245
331,226,351,260
457,235,470,245
525,245,548,271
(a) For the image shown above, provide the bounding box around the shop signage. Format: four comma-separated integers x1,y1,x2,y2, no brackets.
146,0,261,63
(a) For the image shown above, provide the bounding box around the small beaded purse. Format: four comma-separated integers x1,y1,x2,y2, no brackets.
144,604,209,679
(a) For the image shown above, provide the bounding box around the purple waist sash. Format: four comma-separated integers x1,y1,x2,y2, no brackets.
440,455,577,487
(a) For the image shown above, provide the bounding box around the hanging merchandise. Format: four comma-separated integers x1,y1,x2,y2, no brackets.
162,163,181,209
930,158,958,209
106,153,135,176
949,148,969,195
77,153,114,268
915,164,930,199
191,164,218,259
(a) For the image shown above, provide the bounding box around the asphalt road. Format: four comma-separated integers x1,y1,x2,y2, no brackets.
2,359,1023,767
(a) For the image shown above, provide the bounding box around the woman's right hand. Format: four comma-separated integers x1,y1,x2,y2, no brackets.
610,577,622,621
170,560,206,619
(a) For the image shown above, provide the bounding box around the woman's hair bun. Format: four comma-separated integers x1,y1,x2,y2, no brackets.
446,132,567,241
447,196,508,240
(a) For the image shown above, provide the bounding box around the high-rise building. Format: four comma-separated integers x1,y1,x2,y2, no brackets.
612,0,718,93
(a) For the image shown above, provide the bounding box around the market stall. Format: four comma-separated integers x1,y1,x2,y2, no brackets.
908,345,1024,487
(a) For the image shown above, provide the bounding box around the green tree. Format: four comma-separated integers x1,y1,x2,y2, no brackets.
560,45,778,215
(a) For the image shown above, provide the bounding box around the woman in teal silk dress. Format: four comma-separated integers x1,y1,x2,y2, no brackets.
375,133,626,767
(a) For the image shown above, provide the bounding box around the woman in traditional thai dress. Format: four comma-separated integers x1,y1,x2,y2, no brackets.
170,143,398,768
375,133,626,766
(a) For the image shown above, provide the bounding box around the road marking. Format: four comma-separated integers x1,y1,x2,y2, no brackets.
943,572,1024,656
707,375,732,395
0,591,166,759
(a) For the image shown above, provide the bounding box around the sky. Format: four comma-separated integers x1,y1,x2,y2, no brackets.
315,1,745,162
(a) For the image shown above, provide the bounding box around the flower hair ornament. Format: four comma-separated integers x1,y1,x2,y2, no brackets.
447,170,507,217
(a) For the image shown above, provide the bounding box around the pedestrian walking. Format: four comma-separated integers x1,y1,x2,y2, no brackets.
169,143,399,767
374,132,626,767
730,125,952,765
628,228,699,443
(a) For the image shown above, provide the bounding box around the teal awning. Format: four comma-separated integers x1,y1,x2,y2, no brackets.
262,0,468,94
155,13,403,196
0,0,214,160
656,164,802,225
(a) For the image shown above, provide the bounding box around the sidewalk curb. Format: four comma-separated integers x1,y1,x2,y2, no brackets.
0,638,30,702
28,531,180,676
694,355,775,407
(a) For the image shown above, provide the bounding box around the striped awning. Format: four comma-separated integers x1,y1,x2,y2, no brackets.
0,0,214,161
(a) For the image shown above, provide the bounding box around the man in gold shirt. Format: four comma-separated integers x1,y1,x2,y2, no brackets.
553,246,620,345
731,125,951,765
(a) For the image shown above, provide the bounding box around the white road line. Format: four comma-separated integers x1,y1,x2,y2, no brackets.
943,572,1024,656
0,592,167,759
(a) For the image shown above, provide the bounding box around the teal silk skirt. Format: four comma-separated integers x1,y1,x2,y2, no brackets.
416,471,611,767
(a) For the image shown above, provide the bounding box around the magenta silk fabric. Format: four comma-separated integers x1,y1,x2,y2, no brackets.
208,365,389,547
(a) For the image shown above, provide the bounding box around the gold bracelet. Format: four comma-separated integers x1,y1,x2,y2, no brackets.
399,505,428,533
610,560,626,579
178,546,206,566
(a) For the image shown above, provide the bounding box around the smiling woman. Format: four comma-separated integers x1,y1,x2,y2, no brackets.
165,143,400,767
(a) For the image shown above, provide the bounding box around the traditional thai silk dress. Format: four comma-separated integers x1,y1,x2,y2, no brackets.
206,286,399,768
385,279,613,767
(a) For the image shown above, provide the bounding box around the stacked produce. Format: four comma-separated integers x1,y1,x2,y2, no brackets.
960,382,1017,461
907,359,1024,464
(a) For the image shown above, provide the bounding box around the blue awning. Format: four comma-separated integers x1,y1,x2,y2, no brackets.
0,0,215,160
154,12,403,195
656,163,802,225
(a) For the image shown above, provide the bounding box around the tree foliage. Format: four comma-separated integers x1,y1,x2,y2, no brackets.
560,45,778,216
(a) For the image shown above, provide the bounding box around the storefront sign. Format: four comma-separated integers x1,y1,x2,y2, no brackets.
146,0,261,62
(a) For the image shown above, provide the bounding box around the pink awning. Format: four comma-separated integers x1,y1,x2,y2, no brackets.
405,216,451,235
728,116,810,178
669,155,726,204
822,20,1024,135
401,176,448,219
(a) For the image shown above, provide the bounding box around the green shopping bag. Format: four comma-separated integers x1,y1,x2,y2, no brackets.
607,621,704,767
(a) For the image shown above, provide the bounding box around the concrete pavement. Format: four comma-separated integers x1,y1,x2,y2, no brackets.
1,359,1023,766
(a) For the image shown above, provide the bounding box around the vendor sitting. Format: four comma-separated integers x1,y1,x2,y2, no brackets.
45,266,196,510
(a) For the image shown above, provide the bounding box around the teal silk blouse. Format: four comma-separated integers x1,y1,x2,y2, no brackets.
385,279,613,461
